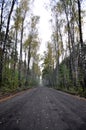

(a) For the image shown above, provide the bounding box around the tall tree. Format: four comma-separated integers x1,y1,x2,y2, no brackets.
13,5,21,72
0,0,16,85
77,0,83,48
24,15,40,86
42,42,54,86
18,0,29,87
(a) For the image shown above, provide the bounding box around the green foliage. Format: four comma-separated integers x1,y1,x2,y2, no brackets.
42,42,54,86
2,68,18,92
59,64,70,88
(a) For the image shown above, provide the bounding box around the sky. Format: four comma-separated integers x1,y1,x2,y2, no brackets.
33,0,52,54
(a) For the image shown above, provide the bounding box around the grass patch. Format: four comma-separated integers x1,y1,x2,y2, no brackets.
55,86,86,98
0,84,37,99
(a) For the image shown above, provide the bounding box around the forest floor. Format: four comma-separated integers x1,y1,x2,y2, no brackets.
0,86,86,130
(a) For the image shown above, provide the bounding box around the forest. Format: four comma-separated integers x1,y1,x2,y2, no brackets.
0,0,86,97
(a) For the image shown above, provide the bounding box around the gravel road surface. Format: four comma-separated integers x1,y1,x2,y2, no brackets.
0,87,86,130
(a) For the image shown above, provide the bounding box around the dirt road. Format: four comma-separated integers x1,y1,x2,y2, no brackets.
0,87,86,130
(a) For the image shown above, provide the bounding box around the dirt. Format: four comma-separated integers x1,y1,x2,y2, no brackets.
0,87,86,130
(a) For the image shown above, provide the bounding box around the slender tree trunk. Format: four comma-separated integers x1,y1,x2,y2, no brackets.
18,19,24,87
58,27,64,61
25,44,31,86
77,0,83,48
77,0,86,91
0,49,3,86
66,14,73,83
14,29,18,71
0,0,4,34
3,0,16,54
0,0,4,33
18,9,27,87
54,15,60,87
0,0,4,85
24,50,27,81
70,0,77,86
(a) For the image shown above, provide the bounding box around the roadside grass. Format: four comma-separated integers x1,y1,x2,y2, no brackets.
55,86,86,98
0,84,38,99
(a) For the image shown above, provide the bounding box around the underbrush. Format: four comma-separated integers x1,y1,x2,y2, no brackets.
0,83,38,97
55,86,86,98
